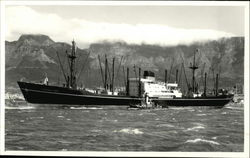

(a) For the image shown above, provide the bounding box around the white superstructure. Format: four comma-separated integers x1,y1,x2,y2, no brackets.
129,71,182,98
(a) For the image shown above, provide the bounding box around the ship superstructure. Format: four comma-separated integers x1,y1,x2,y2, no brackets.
129,71,182,99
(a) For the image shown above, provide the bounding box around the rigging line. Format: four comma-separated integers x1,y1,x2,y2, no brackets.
106,58,112,85
182,63,190,90
98,55,105,87
58,51,68,84
76,49,91,82
218,65,221,84
75,50,83,73
168,57,174,81
180,54,190,89
115,56,124,83
122,66,127,87
198,63,206,90
211,67,215,91
65,50,71,75
178,63,183,85
119,56,128,86
55,51,67,83
207,67,211,91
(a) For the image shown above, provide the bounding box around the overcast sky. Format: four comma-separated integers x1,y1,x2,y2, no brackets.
5,4,245,48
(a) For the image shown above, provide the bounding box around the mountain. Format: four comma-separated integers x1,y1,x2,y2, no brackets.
5,34,244,91
5,34,90,87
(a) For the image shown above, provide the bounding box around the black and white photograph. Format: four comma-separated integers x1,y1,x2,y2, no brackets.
0,1,249,157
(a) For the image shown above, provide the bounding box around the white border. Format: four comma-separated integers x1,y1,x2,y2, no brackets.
0,1,249,157
2,0,249,6
0,0,6,155
244,2,249,155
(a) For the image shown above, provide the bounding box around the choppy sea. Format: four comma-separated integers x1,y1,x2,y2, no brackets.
5,100,244,152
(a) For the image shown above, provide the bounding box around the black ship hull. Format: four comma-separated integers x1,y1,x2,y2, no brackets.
152,96,233,107
17,81,233,107
17,81,142,106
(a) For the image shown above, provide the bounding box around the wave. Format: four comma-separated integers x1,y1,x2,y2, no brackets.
196,114,207,116
5,106,35,110
70,107,103,110
157,124,175,128
169,107,194,110
30,116,44,119
185,126,205,131
224,106,243,110
185,138,220,145
114,128,143,135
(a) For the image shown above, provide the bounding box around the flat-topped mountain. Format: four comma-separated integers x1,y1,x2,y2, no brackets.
5,34,244,90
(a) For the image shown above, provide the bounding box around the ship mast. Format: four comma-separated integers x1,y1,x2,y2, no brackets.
189,49,199,93
68,40,77,89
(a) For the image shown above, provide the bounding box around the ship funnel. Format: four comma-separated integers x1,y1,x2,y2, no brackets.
143,71,155,81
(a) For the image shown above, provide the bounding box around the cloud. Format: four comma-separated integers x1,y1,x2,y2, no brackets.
5,6,235,48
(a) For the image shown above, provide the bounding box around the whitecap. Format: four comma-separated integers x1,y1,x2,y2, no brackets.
193,123,205,126
5,106,35,110
196,114,207,116
185,126,205,131
115,128,143,135
57,116,64,118
185,138,220,145
70,107,102,110
225,106,243,110
30,116,44,120
157,124,175,128
92,129,101,133
169,107,193,110
87,107,103,110
70,107,87,109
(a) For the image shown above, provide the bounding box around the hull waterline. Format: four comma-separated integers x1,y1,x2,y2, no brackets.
153,97,232,107
17,81,233,107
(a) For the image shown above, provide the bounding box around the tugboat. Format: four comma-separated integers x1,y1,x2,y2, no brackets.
17,40,233,107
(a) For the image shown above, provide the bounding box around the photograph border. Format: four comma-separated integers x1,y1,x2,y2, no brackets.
0,1,249,157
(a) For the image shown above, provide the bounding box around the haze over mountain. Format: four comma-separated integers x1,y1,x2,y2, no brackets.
5,34,244,91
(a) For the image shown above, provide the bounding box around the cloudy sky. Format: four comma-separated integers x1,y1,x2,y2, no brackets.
5,4,245,48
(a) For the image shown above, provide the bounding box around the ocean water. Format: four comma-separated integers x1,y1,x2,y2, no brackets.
5,101,244,151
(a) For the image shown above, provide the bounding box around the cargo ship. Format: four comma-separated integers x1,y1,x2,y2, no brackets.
17,40,233,107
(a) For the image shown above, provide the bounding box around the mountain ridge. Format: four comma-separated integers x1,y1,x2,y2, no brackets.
5,34,244,90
